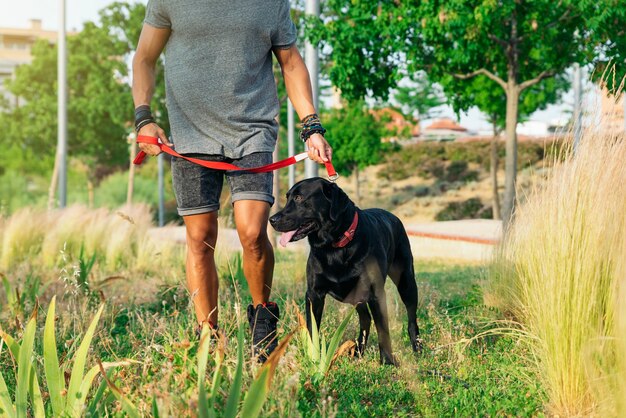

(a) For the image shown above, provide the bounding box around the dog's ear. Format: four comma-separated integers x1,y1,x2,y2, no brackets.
323,181,352,221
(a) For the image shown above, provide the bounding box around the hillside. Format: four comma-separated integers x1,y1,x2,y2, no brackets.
333,139,556,224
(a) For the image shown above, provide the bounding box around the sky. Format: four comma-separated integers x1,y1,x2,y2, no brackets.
0,0,582,133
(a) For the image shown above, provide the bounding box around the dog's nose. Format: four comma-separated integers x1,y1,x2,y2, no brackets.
269,213,281,226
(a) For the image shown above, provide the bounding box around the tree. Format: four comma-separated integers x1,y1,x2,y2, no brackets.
98,2,168,206
0,3,157,207
441,74,568,219
322,102,387,204
392,72,446,123
307,0,626,226
1,29,129,202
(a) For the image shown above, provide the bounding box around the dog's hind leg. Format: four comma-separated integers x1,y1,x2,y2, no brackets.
354,302,371,357
390,258,423,354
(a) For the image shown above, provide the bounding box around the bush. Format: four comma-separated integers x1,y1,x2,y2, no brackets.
435,198,492,221
490,135,626,415
380,140,558,181
0,204,182,271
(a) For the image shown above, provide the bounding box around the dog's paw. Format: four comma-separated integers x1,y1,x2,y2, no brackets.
380,353,399,366
412,338,424,355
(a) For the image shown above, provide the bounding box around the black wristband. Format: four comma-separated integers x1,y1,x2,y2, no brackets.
300,126,326,142
135,117,155,133
134,105,155,132
134,105,151,115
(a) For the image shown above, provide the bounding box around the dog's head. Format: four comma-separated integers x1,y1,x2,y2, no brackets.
269,178,354,246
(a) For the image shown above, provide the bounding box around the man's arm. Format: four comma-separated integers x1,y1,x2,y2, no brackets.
273,45,332,164
132,24,172,155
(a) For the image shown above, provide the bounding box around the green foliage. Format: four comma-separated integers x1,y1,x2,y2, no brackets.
392,72,446,121
0,298,124,418
442,73,569,130
1,25,131,179
305,1,403,102
297,308,354,384
0,252,551,416
307,0,626,220
0,2,162,191
322,102,387,176
303,359,417,417
196,322,288,418
1,274,48,327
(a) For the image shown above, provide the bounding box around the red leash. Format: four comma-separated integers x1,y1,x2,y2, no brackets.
133,135,338,180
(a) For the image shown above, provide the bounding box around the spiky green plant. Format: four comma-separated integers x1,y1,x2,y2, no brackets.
297,307,355,382
0,297,125,417
196,322,293,418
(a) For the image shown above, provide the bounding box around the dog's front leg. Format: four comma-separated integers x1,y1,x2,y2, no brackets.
354,303,371,357
368,291,396,365
305,290,325,337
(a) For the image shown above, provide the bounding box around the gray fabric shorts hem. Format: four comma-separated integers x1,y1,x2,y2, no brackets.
177,204,220,217
231,191,274,205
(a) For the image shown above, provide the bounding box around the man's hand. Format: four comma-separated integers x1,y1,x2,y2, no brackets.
306,133,332,164
137,123,172,156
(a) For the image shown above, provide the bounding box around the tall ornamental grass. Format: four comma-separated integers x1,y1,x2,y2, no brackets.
0,204,181,271
491,133,626,416
593,235,626,417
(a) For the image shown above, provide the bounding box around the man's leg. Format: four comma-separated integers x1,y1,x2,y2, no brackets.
233,200,274,304
227,152,277,361
183,212,219,327
171,153,225,332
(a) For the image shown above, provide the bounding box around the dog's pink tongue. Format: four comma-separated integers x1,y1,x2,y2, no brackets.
279,230,297,247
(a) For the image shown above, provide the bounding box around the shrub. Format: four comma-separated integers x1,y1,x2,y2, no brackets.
435,198,491,221
379,139,558,181
0,205,182,271
490,134,626,415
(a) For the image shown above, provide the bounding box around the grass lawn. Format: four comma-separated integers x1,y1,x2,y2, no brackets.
0,251,545,417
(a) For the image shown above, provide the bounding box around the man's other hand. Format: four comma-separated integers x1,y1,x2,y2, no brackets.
137,123,172,156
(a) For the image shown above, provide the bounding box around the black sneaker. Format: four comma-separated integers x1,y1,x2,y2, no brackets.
247,302,280,363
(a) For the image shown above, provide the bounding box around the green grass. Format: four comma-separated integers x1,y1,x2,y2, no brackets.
0,250,545,416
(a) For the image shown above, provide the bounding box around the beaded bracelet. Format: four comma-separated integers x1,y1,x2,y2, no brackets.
300,113,326,142
300,126,327,142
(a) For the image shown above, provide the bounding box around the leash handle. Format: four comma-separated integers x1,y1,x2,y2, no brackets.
134,135,339,180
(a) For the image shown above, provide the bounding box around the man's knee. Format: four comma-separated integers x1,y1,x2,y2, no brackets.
186,220,218,256
238,225,269,258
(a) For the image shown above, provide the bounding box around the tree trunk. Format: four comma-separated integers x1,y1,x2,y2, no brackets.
354,166,360,206
490,119,501,220
127,141,137,206
47,155,59,210
502,85,519,228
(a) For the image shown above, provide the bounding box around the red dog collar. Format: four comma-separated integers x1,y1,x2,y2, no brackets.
333,212,359,248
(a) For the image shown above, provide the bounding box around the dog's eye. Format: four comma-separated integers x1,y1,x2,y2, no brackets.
294,195,303,203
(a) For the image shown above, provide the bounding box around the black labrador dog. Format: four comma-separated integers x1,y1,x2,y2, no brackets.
269,178,422,364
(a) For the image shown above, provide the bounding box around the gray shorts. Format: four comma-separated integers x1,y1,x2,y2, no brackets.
171,152,274,216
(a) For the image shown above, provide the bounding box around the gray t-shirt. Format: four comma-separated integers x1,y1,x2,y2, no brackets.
144,0,296,158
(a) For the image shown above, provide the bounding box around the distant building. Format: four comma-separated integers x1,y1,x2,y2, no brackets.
422,118,469,141
370,107,420,143
0,19,59,106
